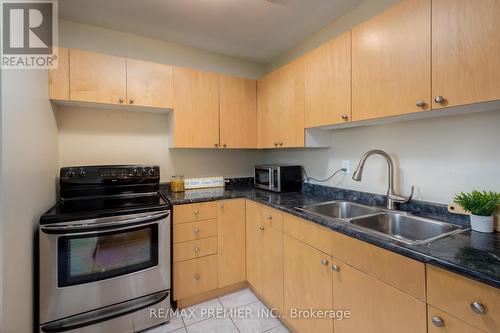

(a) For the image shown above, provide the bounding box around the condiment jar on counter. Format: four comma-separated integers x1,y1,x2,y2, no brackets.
170,175,185,192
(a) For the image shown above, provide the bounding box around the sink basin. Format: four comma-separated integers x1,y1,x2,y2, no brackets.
297,201,383,220
348,212,467,245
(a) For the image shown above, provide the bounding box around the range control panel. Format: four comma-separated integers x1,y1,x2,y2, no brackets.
60,165,160,184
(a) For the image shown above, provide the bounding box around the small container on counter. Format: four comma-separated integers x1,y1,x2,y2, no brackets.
170,175,185,192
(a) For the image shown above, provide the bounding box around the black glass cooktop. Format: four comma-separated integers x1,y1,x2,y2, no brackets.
40,192,170,224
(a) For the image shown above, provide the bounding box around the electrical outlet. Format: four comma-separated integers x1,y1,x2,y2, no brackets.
342,160,350,174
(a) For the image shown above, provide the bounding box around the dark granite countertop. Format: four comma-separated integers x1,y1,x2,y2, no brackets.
161,182,500,289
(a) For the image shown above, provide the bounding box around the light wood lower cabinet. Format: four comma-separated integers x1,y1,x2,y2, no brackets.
427,265,500,333
246,200,263,292
428,306,484,333
217,199,246,288
333,258,426,333
174,255,218,300
283,235,333,333
261,223,283,314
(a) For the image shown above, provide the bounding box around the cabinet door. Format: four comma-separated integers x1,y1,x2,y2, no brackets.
49,47,69,100
70,49,126,105
352,0,431,121
126,58,173,108
245,200,262,292
257,71,281,148
217,199,246,288
219,75,257,148
427,306,484,333
173,67,219,148
261,225,284,314
333,259,426,333
305,31,351,127
279,57,305,148
432,0,500,108
284,235,333,333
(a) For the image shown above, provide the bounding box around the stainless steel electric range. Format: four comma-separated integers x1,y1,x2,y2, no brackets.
39,165,171,333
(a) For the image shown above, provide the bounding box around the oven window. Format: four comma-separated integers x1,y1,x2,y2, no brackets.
58,225,158,287
255,169,270,186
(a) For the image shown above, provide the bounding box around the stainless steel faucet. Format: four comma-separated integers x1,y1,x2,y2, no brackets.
352,149,414,210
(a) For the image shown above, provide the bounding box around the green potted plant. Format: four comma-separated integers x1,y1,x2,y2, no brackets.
454,190,500,233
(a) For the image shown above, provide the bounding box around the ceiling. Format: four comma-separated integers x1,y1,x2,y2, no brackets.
58,0,364,63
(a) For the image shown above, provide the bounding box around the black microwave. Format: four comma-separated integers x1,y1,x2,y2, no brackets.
254,165,302,192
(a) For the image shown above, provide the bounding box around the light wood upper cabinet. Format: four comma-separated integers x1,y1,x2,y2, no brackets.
70,49,127,105
333,259,426,333
261,224,283,314
257,57,305,148
126,58,173,108
352,0,431,121
173,67,220,148
219,75,257,148
432,0,500,109
217,199,246,288
305,31,351,127
49,47,69,100
257,70,281,148
279,57,305,148
245,200,263,292
284,235,333,333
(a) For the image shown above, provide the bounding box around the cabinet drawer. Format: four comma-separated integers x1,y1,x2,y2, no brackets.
261,206,283,231
428,306,484,333
331,232,425,301
174,237,218,263
174,255,218,300
174,202,217,224
427,265,500,333
173,219,217,243
283,213,332,255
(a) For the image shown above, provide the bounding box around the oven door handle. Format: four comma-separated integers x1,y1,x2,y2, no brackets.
40,211,169,234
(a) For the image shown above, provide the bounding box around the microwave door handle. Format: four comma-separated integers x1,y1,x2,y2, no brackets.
269,168,274,190
40,211,169,234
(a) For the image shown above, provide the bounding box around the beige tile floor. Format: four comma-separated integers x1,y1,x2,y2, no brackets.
145,288,289,333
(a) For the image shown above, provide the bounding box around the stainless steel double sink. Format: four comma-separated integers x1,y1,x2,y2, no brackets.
296,201,467,245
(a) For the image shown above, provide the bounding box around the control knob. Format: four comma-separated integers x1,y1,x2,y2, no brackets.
132,169,139,176
147,169,155,176
66,170,76,178
78,169,87,177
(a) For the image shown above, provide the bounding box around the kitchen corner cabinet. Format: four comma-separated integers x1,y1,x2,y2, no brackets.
70,49,127,105
246,200,263,292
172,67,220,148
245,201,284,313
126,58,173,108
305,31,351,127
257,57,305,148
219,75,257,148
352,0,431,121
333,259,426,333
217,199,246,288
283,235,333,333
49,47,69,100
432,0,500,109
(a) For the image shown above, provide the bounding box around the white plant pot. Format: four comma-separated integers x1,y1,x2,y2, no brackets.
470,214,494,233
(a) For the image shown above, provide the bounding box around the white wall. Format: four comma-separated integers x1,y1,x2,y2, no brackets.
1,69,59,332
263,111,500,204
58,107,263,182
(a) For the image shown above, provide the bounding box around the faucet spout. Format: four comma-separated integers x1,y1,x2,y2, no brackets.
352,149,413,210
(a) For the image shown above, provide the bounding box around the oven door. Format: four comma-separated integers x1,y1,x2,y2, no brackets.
39,211,170,324
254,167,273,190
